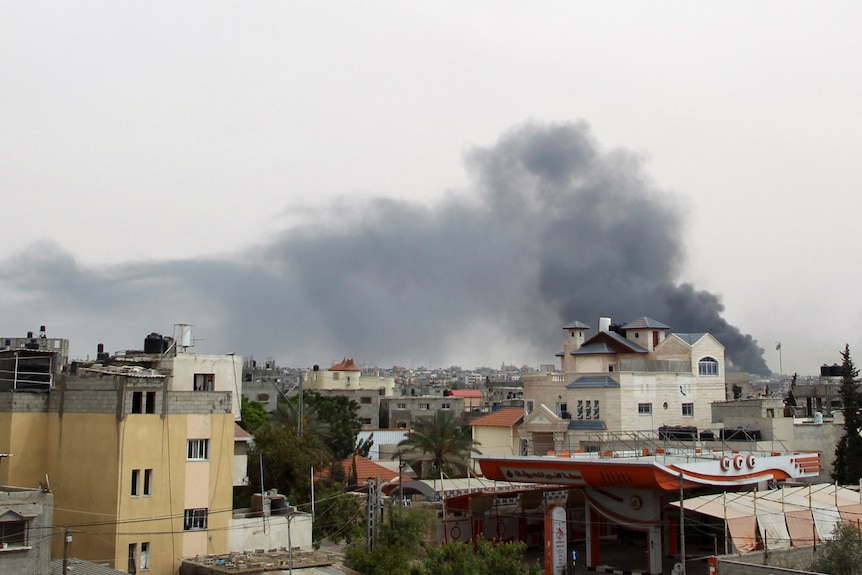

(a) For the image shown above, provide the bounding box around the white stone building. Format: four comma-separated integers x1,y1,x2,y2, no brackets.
521,316,727,453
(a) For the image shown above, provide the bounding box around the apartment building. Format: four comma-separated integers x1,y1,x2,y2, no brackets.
0,329,241,575
522,316,727,453
0,485,53,574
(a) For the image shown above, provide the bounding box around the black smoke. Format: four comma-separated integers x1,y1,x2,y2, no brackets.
0,121,769,373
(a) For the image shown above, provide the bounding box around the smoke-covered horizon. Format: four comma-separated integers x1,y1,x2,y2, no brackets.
0,121,769,374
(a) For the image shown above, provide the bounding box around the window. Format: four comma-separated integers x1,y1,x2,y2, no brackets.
194,373,214,391
525,400,534,414
145,391,156,413
187,439,209,460
183,508,208,531
418,403,430,411
360,417,372,425
140,542,150,570
520,439,529,456
131,469,140,496
698,357,719,376
0,520,27,546
594,400,600,419
585,400,592,419
638,403,653,415
576,400,583,420
396,403,407,410
256,394,269,402
128,543,137,573
360,396,372,404
132,391,156,414
441,403,451,410
682,403,694,417
557,402,568,418
143,469,153,496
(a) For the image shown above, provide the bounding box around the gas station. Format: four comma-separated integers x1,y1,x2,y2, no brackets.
467,445,821,574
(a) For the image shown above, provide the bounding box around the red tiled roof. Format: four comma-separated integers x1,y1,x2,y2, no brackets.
330,357,359,371
449,389,482,398
341,455,400,483
468,408,524,428
235,423,252,441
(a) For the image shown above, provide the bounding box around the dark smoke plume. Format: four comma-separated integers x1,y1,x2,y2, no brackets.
0,121,769,373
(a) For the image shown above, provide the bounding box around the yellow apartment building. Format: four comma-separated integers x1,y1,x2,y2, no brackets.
0,333,241,575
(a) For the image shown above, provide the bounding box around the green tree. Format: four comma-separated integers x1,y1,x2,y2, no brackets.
311,477,364,545
397,410,480,479
833,344,862,484
810,521,862,575
305,392,363,461
240,395,270,432
420,538,542,575
246,423,330,504
344,506,433,575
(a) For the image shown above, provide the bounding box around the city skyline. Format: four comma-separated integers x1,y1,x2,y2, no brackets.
3,3,861,376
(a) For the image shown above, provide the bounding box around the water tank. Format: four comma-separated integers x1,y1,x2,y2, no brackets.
176,324,193,348
821,364,830,377
598,317,611,332
814,412,824,424
144,333,167,354
830,364,842,377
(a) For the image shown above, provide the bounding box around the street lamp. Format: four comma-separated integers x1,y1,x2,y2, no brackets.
775,342,783,383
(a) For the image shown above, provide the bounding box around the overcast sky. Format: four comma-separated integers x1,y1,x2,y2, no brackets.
2,2,860,375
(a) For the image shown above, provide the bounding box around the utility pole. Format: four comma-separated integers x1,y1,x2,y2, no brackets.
679,473,686,575
62,527,72,574
366,476,383,550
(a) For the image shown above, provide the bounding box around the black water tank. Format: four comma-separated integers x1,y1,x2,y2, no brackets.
821,364,830,377
830,364,842,377
144,333,167,354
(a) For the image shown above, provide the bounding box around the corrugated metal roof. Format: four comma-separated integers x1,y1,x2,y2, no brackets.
51,558,127,575
566,376,619,388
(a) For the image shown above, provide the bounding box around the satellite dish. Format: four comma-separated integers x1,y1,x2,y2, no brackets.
673,562,684,574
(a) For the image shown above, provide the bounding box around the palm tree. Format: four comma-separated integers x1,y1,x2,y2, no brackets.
397,409,481,479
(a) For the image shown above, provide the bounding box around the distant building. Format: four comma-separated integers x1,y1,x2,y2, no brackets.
448,389,484,413
379,396,465,429
522,316,727,453
0,485,53,575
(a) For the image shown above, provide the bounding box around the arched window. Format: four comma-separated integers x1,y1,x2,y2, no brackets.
698,357,719,376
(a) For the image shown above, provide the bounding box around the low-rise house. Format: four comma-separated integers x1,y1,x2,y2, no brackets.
468,408,524,457
0,485,53,575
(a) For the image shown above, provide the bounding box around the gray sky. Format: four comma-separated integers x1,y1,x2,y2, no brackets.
2,2,860,375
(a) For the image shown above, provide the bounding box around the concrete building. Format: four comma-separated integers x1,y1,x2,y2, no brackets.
0,485,53,575
467,408,524,457
303,358,396,396
379,395,465,429
522,316,728,453
0,329,242,575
